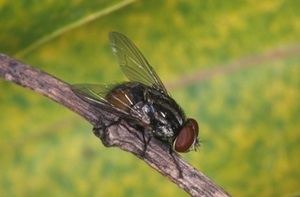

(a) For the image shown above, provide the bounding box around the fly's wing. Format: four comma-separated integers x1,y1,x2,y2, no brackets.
71,84,131,117
109,32,168,94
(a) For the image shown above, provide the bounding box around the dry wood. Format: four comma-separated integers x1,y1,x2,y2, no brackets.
0,54,230,197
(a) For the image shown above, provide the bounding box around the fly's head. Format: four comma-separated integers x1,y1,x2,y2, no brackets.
173,118,199,153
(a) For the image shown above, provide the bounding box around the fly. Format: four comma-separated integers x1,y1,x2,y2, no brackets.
72,32,199,154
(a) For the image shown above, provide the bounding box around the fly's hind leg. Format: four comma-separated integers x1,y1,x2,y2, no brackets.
93,116,153,159
93,117,122,147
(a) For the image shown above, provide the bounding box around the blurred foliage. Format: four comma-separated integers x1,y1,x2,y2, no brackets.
0,0,300,196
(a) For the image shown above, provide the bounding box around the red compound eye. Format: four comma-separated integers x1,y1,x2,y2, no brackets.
173,118,198,153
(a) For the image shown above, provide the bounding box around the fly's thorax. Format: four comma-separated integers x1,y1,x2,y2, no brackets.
131,102,151,125
105,82,186,144
144,87,186,141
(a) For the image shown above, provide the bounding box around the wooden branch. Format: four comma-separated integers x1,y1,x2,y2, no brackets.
0,53,230,197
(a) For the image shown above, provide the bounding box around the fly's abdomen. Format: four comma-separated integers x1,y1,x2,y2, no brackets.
105,86,133,112
105,82,146,112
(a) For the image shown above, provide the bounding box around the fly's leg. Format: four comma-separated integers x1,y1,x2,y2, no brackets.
141,131,152,157
94,118,148,152
169,146,183,178
93,118,122,146
123,123,152,158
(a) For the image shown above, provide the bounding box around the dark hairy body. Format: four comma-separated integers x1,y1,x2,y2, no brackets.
106,81,185,145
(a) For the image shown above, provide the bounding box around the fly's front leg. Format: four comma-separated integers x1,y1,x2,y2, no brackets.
169,146,183,178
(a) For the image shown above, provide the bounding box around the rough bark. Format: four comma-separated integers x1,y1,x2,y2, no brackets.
0,53,230,197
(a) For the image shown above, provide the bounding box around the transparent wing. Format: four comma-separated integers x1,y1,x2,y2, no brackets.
109,32,168,94
71,84,133,117
72,84,110,103
72,84,119,113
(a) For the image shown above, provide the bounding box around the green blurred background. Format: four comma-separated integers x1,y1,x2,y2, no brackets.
0,0,299,196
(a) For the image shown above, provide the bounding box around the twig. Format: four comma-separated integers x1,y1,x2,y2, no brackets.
0,53,230,197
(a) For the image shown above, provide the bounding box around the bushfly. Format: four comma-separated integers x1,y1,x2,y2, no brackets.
72,32,199,154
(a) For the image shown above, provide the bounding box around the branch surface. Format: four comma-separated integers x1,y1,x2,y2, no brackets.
0,54,230,197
